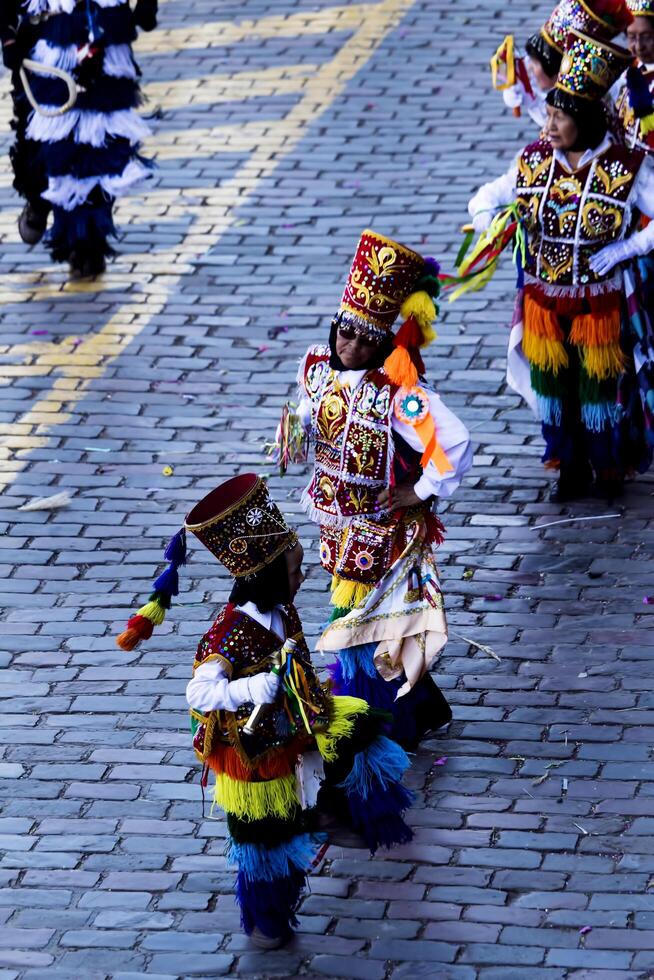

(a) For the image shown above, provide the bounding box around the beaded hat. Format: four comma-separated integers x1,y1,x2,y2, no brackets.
541,0,633,54
116,475,296,651
627,0,654,14
557,29,633,100
185,474,298,578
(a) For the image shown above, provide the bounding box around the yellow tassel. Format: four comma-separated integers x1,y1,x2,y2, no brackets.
420,322,437,347
315,695,369,762
580,343,625,381
641,113,654,136
400,291,436,332
569,310,620,347
136,599,166,626
383,346,419,387
330,574,374,609
213,772,298,821
522,329,568,373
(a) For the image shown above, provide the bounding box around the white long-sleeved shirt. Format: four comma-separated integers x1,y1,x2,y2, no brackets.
297,369,473,500
185,603,284,713
468,135,654,258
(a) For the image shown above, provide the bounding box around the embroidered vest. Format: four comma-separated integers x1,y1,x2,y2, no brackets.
515,139,644,289
616,72,654,155
190,602,331,764
301,345,400,527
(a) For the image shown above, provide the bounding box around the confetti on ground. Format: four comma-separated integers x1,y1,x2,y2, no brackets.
573,823,590,836
268,325,289,340
532,761,565,786
579,926,592,939
433,757,448,766
562,777,569,794
462,568,474,580
31,329,49,335
451,631,501,662
483,594,504,601
644,597,654,605
532,513,621,530
162,465,174,476
84,446,112,452
18,491,72,512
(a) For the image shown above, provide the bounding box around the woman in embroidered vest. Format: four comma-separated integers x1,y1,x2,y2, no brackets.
116,474,414,950
615,0,654,156
282,230,472,751
2,0,156,278
469,29,654,503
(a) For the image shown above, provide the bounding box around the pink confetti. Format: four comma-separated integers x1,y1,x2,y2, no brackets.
70,337,83,347
483,594,504,601
643,596,654,605
31,329,49,335
579,926,592,936
268,325,289,340
433,757,448,766
257,345,270,354
282,223,296,229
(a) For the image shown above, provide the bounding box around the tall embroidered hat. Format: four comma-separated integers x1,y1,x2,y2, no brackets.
185,474,297,578
334,229,442,389
527,0,633,76
627,0,654,14
116,474,297,651
556,29,634,101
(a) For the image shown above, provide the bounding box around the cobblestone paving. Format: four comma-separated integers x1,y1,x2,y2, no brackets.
1,0,654,977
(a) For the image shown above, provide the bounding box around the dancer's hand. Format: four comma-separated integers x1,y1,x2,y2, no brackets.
471,211,492,234
246,671,281,705
378,484,422,510
589,240,635,277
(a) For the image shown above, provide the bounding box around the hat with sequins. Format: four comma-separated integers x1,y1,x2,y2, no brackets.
627,0,654,15
556,29,633,101
333,229,442,389
116,474,296,651
185,474,297,578
527,0,633,77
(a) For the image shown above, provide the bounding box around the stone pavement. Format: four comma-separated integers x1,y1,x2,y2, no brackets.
1,0,654,977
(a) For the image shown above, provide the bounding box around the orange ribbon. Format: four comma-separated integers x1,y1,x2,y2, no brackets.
414,414,454,476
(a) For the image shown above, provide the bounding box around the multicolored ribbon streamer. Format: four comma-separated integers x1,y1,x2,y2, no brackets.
441,204,527,302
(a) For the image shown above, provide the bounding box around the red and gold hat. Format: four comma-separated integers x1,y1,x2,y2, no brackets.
335,229,442,389
116,475,296,651
627,0,654,14
185,474,297,578
541,0,633,53
557,29,633,99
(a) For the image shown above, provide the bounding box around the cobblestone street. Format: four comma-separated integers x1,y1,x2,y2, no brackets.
2,0,654,977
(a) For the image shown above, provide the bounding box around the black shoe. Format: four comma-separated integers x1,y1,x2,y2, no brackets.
317,812,367,849
69,251,106,279
549,468,593,503
18,203,48,245
250,927,291,950
593,478,624,503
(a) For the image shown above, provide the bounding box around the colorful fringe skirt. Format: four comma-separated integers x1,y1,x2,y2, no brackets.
522,284,652,477
327,640,452,752
208,696,413,940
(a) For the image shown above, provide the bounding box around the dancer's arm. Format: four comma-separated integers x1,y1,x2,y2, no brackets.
589,159,654,275
186,660,280,713
468,164,518,232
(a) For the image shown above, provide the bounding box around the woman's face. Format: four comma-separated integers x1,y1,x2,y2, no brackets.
544,104,580,151
528,55,557,92
626,16,654,65
335,325,381,370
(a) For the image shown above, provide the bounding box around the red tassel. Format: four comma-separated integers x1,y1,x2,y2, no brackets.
425,512,446,547
116,615,154,651
393,315,423,350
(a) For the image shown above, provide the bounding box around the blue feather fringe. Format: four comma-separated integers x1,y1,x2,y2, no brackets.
164,528,187,566
345,780,414,853
336,643,379,682
236,867,306,939
226,833,319,883
339,735,410,800
152,564,179,597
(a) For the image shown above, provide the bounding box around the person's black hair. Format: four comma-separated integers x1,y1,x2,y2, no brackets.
546,88,608,150
328,316,394,371
229,549,291,613
525,32,562,80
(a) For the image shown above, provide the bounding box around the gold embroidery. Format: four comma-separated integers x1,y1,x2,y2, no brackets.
595,163,632,196
541,252,573,282
368,244,398,277
581,201,623,239
518,152,552,187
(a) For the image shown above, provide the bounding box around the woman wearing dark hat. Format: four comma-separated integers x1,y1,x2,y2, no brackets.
469,30,654,503
285,230,473,751
116,474,414,950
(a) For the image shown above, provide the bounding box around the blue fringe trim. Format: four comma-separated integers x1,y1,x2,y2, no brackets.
337,642,379,682
236,868,306,939
581,401,620,433
339,735,410,801
37,141,143,181
47,201,116,259
345,780,414,854
27,74,140,113
226,833,319,883
38,7,137,48
537,394,562,426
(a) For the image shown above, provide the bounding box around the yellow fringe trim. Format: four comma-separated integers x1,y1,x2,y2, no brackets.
330,574,374,609
522,328,568,374
315,695,369,762
580,342,625,381
569,310,620,347
213,772,298,821
136,599,166,625
400,291,436,333
641,113,654,136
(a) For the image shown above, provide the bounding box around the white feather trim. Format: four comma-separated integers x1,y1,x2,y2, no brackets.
26,0,125,12
30,40,78,72
43,159,152,211
26,109,151,147
102,46,138,80
28,41,136,79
